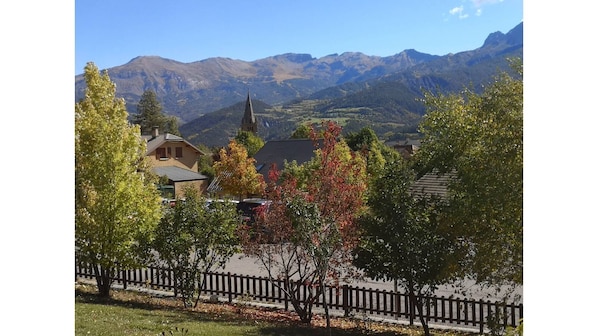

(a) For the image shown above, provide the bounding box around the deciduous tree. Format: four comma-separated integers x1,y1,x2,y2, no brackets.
353,159,459,336
345,126,401,184
414,58,523,289
290,123,312,139
241,121,367,330
152,186,240,307
234,130,265,157
75,62,163,297
213,139,265,200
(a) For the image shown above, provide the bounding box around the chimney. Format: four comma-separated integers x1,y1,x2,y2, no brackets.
152,126,159,138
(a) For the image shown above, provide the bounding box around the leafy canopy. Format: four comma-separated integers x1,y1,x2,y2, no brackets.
354,159,459,336
213,139,265,200
152,186,240,307
234,130,265,157
75,62,163,296
241,121,367,327
414,58,523,287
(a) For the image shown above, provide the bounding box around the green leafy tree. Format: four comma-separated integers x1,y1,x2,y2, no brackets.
353,159,459,336
196,144,216,180
234,130,265,157
75,62,163,297
414,58,523,288
345,126,401,184
290,123,312,139
152,186,240,307
132,89,180,135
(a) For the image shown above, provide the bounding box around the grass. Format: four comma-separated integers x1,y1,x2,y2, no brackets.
75,283,476,336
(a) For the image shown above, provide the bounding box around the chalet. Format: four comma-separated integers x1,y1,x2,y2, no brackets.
143,127,208,199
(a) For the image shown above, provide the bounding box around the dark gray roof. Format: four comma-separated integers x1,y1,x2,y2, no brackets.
409,170,457,200
253,139,323,182
152,166,208,182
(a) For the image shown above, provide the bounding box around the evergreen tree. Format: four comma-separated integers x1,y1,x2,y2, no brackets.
132,89,180,135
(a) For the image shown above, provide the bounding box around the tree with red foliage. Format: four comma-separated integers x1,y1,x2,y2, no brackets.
240,121,367,330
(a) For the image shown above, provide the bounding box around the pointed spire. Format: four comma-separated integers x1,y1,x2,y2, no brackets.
241,91,257,134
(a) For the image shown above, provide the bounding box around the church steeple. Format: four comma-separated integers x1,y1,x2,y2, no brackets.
241,92,257,134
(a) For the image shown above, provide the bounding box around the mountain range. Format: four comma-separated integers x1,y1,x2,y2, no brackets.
75,22,523,148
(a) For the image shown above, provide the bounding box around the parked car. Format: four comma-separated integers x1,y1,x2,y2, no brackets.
236,198,270,225
236,198,276,242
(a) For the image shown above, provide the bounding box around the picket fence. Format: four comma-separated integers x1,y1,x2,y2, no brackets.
75,261,522,334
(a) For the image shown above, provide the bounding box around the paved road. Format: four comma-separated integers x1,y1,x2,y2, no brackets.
215,253,523,303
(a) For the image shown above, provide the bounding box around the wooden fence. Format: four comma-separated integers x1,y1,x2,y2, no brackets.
75,261,522,334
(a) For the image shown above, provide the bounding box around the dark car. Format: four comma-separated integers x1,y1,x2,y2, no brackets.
236,198,275,241
236,198,270,225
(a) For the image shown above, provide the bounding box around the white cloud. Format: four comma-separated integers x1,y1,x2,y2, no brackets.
449,0,502,19
449,5,469,19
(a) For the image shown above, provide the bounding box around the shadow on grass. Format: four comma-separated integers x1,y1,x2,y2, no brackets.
75,287,232,325
75,286,422,336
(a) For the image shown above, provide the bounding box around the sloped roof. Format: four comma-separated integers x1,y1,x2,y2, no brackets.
142,133,204,156
152,166,208,182
253,139,324,181
409,170,457,200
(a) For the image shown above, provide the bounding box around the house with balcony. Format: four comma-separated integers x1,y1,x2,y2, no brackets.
143,127,208,199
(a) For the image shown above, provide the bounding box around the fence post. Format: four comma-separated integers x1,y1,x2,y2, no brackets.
342,284,350,317
284,280,289,311
227,272,233,303
122,269,127,290
478,299,485,335
394,280,399,320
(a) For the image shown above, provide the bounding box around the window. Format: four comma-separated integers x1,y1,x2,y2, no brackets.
156,147,167,160
175,147,183,158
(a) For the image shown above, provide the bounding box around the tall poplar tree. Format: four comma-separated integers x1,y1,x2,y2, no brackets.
75,62,163,297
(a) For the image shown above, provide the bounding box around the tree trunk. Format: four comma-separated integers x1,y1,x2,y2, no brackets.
94,264,113,298
414,292,431,336
319,275,331,336
288,280,313,324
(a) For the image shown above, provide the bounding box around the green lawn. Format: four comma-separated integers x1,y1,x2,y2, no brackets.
75,284,474,336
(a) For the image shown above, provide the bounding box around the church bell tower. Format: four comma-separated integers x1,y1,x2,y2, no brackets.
240,92,258,134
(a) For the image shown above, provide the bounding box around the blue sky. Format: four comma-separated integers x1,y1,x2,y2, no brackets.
75,0,523,74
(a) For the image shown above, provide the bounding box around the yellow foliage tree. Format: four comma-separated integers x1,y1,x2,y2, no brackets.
213,140,265,200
